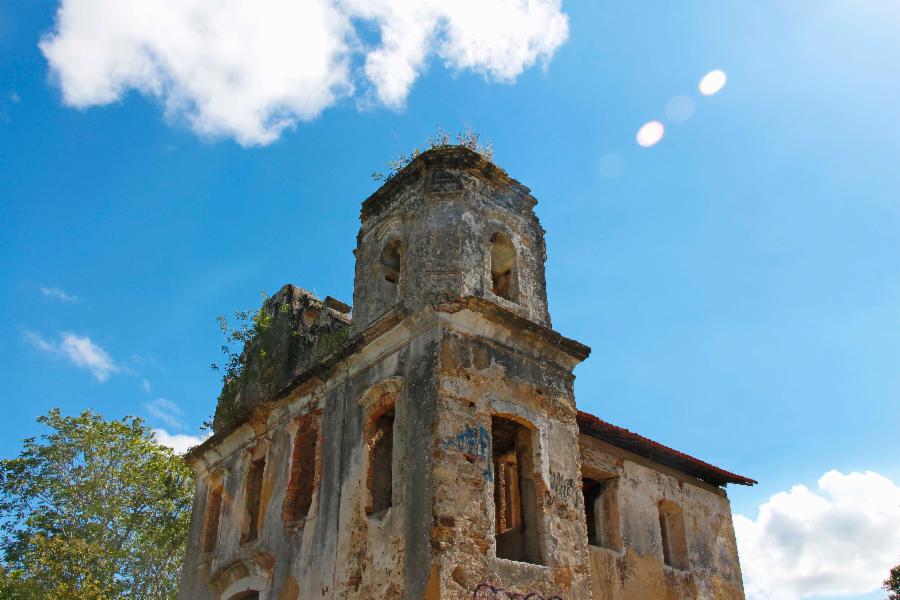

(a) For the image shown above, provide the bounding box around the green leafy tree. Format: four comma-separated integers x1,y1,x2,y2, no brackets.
886,562,900,600
0,409,194,599
210,291,273,387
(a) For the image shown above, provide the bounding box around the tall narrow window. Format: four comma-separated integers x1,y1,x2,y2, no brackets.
241,455,266,543
489,233,517,302
375,240,402,311
282,414,318,524
658,501,689,569
492,416,541,564
367,408,395,515
582,475,622,551
381,240,401,285
202,481,224,553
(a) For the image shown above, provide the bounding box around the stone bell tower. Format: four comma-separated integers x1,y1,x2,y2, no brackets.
180,146,594,600
350,148,551,332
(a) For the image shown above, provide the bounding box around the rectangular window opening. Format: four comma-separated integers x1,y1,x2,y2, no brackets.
282,414,318,524
582,475,622,551
202,482,223,553
492,415,542,564
367,409,394,515
242,455,266,543
659,502,689,570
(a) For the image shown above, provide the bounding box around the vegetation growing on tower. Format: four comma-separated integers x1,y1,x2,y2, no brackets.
371,126,494,182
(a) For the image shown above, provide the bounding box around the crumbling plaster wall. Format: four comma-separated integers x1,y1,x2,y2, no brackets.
429,313,591,600
579,435,745,600
181,386,326,600
183,311,444,600
213,285,351,432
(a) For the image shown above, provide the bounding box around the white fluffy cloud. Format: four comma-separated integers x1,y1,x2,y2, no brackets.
39,285,78,302
39,0,569,145
26,330,120,382
153,428,209,455
735,470,900,600
144,397,185,429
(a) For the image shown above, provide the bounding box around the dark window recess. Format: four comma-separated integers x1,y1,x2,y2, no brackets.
241,456,266,543
381,240,402,285
492,416,542,564
489,233,517,302
367,409,395,515
582,476,622,551
659,501,689,569
202,483,223,553
282,414,318,523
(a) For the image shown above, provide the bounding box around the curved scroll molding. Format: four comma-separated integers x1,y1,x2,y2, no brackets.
221,575,267,600
358,376,404,426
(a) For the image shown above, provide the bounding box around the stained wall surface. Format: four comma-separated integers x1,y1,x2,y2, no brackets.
181,305,746,600
580,435,746,600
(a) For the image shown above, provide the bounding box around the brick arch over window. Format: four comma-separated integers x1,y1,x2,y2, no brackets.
214,563,270,600
359,378,404,515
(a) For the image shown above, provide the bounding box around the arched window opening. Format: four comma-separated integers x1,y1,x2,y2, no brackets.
582,474,622,551
658,501,689,569
202,480,224,553
492,415,542,564
490,233,517,302
230,592,259,600
241,454,266,544
282,413,319,524
367,405,395,515
381,240,402,285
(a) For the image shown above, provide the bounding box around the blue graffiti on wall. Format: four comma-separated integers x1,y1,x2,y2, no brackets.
441,425,493,481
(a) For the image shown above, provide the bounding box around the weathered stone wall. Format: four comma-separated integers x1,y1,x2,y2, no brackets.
213,284,351,432
182,308,745,600
182,309,443,600
351,147,550,335
181,303,591,600
579,435,745,600
429,314,592,600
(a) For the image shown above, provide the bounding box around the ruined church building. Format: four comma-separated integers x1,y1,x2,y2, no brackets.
180,146,755,600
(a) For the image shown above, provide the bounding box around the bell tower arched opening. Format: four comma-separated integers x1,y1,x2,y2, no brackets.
489,232,518,303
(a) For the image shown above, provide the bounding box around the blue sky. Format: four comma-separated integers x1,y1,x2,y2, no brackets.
2,1,899,597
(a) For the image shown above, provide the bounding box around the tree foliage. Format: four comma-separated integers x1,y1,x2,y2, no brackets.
886,562,900,600
0,409,194,599
210,291,274,387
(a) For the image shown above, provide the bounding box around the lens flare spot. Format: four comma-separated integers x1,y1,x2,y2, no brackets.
665,95,695,123
636,121,665,147
699,69,727,96
598,152,626,179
